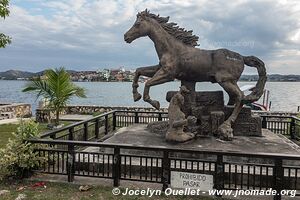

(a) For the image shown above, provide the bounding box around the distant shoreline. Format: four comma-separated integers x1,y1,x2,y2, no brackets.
1,69,300,82
1,79,300,82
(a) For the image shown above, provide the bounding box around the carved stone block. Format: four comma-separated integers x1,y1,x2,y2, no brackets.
191,106,205,119
195,91,224,114
233,116,262,136
210,111,225,136
199,116,211,136
166,90,224,116
225,106,262,136
225,106,252,122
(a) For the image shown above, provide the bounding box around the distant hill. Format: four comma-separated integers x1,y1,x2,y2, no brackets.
0,69,78,80
0,70,36,80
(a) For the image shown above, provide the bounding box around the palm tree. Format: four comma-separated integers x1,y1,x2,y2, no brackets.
23,67,86,125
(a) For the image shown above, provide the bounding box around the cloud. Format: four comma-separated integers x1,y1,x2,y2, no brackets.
0,0,299,74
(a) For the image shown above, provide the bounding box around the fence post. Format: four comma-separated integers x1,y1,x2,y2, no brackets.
162,150,170,191
113,147,121,187
49,134,56,149
68,127,74,140
214,155,224,197
290,117,295,140
273,159,283,200
158,113,162,121
95,118,99,139
135,112,139,123
105,115,108,135
262,116,267,129
67,143,75,182
50,134,56,140
84,123,88,141
113,112,116,130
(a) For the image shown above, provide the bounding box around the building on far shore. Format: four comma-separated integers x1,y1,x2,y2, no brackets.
69,67,136,82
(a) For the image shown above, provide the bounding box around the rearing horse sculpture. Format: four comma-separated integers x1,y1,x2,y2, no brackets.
124,9,267,140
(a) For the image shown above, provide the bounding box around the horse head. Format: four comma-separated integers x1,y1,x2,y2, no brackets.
124,9,152,43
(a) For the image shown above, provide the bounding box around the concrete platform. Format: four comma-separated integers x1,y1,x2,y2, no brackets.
76,124,300,170
104,124,300,155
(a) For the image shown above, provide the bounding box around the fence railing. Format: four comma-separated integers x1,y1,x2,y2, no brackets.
39,110,300,143
40,111,116,141
28,138,300,199
32,110,300,199
39,110,168,142
113,110,168,128
261,115,300,140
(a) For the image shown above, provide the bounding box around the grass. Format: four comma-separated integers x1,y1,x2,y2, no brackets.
0,121,72,148
0,180,217,200
0,123,18,148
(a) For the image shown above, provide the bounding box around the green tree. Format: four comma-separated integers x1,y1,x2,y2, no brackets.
0,0,11,48
23,67,87,125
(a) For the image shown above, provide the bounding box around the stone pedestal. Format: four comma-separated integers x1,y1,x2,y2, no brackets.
166,90,262,137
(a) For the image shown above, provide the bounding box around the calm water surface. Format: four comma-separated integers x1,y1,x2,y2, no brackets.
0,80,299,113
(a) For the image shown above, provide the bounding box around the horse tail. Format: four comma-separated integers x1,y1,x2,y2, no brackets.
242,56,267,103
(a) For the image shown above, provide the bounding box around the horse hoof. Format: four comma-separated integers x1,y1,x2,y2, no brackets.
133,93,142,102
218,123,233,141
152,100,160,110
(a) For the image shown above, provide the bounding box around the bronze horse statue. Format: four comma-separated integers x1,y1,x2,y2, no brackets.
124,9,266,140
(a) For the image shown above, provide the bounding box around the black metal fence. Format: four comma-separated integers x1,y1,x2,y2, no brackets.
40,111,116,141
261,115,300,140
40,110,300,142
39,110,169,142
28,138,300,199
30,110,300,199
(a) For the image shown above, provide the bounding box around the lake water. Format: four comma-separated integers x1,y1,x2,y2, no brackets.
0,80,299,113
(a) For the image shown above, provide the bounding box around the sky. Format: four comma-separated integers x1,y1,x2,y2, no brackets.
0,0,299,74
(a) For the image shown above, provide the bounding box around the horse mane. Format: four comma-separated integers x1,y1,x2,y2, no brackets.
139,9,199,47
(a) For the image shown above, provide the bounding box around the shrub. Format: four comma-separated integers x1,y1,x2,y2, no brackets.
0,120,46,180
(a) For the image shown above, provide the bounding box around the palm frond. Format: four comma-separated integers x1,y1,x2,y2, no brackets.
22,78,53,100
23,67,86,117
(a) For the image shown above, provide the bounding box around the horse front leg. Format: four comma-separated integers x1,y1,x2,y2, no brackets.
143,68,174,110
132,65,160,102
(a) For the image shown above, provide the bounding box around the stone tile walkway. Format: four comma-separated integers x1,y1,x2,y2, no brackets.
0,118,31,125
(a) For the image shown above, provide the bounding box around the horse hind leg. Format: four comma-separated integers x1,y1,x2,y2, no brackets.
218,81,244,140
228,95,236,106
132,65,160,102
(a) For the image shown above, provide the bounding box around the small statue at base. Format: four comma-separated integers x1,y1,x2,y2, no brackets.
166,86,196,142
